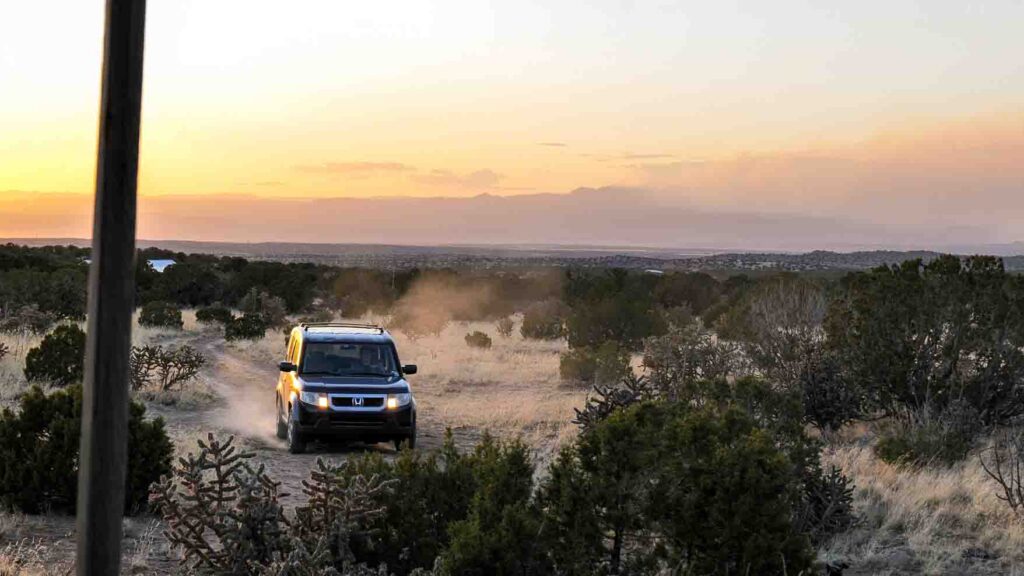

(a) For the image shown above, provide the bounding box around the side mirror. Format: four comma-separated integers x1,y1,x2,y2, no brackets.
402,364,417,375
279,361,297,373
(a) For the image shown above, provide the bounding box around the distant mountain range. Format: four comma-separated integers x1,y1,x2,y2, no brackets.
0,187,1019,253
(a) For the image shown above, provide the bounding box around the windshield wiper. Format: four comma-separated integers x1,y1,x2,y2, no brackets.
344,371,391,378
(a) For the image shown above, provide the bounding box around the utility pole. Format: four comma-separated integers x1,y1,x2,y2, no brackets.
77,1,146,574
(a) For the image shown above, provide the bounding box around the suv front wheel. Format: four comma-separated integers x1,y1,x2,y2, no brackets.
275,397,287,439
393,423,416,451
286,406,307,454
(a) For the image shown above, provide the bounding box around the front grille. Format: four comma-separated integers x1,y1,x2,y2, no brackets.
331,396,384,408
328,413,389,427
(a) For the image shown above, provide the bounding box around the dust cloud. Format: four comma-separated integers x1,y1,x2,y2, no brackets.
385,270,561,338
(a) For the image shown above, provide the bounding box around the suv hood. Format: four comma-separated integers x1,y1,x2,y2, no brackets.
298,375,410,393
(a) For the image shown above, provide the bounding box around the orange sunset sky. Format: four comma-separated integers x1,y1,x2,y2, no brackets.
1,1,1022,247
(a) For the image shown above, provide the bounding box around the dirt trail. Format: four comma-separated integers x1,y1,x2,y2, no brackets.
146,330,461,505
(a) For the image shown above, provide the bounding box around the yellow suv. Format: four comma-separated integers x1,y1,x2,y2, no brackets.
275,322,417,453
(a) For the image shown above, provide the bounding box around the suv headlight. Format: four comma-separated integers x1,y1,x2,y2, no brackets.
300,391,329,409
386,393,412,410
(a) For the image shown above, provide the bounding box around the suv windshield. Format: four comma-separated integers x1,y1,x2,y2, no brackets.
300,342,397,377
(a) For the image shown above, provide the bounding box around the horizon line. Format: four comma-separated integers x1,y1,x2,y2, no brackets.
2,236,1021,258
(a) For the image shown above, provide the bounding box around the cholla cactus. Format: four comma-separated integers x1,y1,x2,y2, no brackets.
152,435,395,575
294,459,395,564
150,434,290,575
252,538,341,576
253,537,393,576
573,373,652,432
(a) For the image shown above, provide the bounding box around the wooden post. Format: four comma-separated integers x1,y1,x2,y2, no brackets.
76,0,146,574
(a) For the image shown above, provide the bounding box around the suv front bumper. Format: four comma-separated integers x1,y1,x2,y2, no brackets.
294,401,415,440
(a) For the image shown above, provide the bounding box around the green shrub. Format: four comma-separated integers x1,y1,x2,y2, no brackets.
436,434,550,576
652,272,724,316
641,325,746,400
225,313,267,341
138,300,184,329
145,261,224,307
337,433,476,574
238,288,288,328
652,406,813,575
558,341,630,386
24,324,85,386
562,269,668,351
660,303,694,329
875,403,980,466
195,303,233,325
302,431,548,576
0,385,172,514
565,294,666,352
540,401,813,575
519,300,565,340
495,316,514,338
0,305,57,335
464,331,492,349
153,434,461,575
571,371,858,555
796,464,857,546
799,348,863,433
826,255,1024,426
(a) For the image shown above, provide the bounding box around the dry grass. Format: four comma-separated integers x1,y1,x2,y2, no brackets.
1,311,212,411
0,540,48,576
132,310,218,408
122,518,162,575
394,319,582,448
0,513,73,576
135,385,218,410
164,425,219,457
822,439,1024,574
0,331,41,408
0,513,26,543
0,513,160,576
132,309,203,347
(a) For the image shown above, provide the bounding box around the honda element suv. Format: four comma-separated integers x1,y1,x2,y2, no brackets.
276,322,417,453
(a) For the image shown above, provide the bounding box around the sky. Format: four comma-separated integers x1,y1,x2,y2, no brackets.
0,1,1022,246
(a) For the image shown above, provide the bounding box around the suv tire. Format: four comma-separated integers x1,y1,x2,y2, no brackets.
286,412,307,454
393,426,416,451
275,398,287,439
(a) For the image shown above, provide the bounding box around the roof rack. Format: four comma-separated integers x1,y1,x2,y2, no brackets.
299,321,385,334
